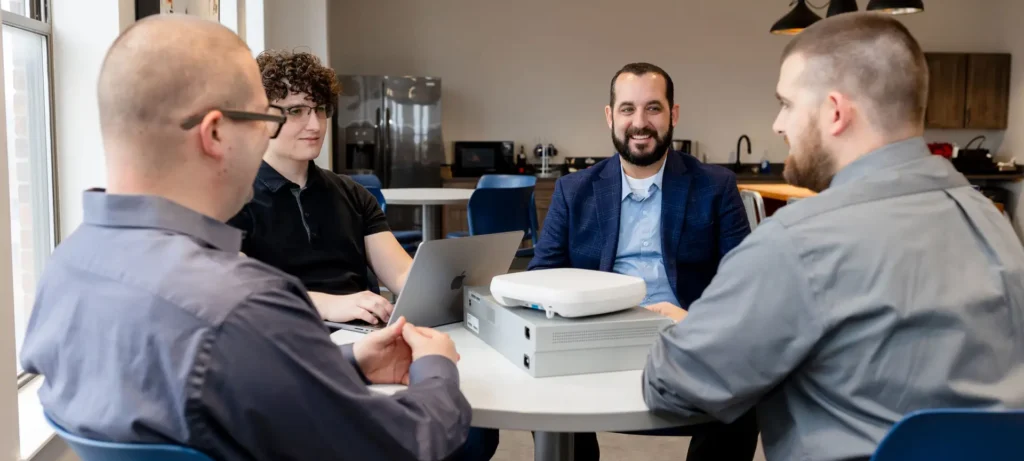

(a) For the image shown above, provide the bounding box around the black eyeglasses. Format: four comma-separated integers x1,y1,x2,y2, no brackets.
281,104,335,123
180,105,287,139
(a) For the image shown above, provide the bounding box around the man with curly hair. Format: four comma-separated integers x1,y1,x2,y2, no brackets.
229,49,412,327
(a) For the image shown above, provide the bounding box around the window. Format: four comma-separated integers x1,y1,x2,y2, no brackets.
1,0,55,377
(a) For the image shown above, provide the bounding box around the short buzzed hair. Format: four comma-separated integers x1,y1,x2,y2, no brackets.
610,62,674,107
782,13,928,130
98,15,255,168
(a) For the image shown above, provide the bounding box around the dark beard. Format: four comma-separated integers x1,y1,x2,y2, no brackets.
613,124,674,167
782,122,837,193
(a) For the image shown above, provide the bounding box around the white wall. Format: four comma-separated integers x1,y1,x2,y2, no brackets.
328,0,1007,164
51,0,135,238
263,0,332,170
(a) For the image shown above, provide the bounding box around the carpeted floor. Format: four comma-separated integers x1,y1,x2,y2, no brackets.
490,431,768,461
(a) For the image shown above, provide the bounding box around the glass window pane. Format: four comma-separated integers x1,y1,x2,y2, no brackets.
1,0,29,18
3,25,54,374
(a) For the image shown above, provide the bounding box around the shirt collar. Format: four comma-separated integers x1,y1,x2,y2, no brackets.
81,190,242,252
829,137,931,189
256,160,322,193
620,157,667,201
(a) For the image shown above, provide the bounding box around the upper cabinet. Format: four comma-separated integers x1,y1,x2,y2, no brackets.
925,52,1011,130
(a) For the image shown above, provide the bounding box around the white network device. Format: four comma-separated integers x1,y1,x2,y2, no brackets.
490,268,646,318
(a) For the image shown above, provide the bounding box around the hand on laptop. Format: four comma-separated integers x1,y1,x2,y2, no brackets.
645,302,688,323
316,291,394,325
402,323,460,364
352,316,413,385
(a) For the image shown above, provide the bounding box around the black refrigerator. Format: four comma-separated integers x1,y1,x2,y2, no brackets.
333,75,445,231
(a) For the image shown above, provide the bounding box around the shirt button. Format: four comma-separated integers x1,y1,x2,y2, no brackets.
304,212,310,218
642,210,648,216
643,241,650,247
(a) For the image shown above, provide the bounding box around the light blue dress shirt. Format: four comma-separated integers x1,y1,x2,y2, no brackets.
613,161,681,307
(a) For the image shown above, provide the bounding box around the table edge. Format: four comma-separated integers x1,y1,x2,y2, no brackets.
470,408,707,433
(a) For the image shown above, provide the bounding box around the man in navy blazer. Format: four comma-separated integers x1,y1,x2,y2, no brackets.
528,149,749,309
527,63,758,461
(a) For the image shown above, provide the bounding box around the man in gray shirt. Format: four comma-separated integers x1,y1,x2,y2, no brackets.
20,15,471,461
642,13,1024,461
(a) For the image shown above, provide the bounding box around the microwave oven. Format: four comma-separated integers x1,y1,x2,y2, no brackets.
452,141,515,177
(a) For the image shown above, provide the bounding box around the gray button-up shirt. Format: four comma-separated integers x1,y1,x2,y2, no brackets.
643,137,1024,461
21,192,471,461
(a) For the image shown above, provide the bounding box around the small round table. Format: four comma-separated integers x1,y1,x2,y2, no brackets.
331,323,700,461
381,188,474,242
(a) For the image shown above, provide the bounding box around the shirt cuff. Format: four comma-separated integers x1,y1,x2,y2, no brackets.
340,343,371,385
409,355,460,386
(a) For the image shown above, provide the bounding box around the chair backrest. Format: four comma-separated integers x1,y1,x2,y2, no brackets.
45,414,215,461
476,174,537,189
350,173,383,189
739,190,767,231
871,409,1024,461
467,186,537,244
349,174,387,213
365,186,387,213
475,175,539,244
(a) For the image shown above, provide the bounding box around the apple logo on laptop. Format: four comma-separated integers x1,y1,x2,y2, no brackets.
450,271,466,290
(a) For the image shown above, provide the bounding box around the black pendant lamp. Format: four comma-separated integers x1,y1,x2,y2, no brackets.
867,0,924,15
770,0,823,35
827,0,859,16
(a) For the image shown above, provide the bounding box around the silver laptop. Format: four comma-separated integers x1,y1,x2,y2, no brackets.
327,231,524,334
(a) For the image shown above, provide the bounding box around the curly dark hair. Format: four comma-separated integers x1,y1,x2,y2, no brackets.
256,50,341,106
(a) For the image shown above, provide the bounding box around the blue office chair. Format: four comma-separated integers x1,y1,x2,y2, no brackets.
871,409,1024,461
476,174,537,189
448,186,537,258
45,413,214,461
348,173,422,253
349,173,383,190
446,175,539,257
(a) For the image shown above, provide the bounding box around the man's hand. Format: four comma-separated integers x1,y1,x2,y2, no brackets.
314,291,394,324
645,302,688,323
352,316,412,385
401,323,460,364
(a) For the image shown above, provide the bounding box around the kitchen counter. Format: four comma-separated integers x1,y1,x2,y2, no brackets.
737,183,815,201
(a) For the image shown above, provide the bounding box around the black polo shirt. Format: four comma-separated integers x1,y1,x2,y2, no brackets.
228,161,390,295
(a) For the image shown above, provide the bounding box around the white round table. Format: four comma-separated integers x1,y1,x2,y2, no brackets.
331,323,699,461
381,188,474,242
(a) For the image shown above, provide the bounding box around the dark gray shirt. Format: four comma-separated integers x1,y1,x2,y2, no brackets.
21,192,471,461
643,138,1024,461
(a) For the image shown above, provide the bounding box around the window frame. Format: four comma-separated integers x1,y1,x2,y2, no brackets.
2,0,59,387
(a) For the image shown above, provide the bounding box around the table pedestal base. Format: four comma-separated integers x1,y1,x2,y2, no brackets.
421,204,437,242
534,432,574,461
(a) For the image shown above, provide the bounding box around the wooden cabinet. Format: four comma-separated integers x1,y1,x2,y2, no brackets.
925,53,967,129
442,178,557,239
925,52,1011,130
442,178,474,237
964,54,1012,129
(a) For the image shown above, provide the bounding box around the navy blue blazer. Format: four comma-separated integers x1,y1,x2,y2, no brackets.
528,152,751,309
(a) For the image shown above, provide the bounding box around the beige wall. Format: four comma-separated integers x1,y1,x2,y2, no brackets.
264,0,333,169
329,0,1007,164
